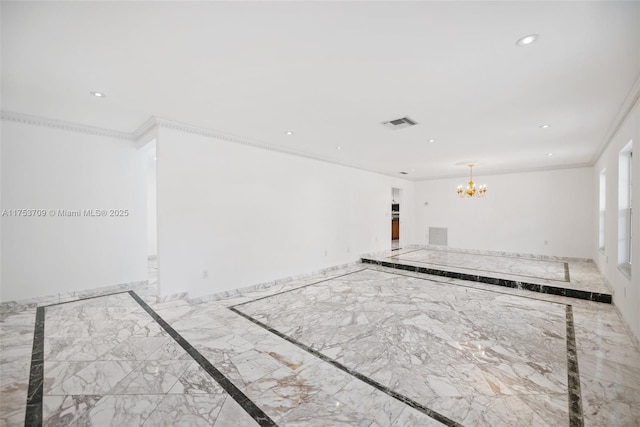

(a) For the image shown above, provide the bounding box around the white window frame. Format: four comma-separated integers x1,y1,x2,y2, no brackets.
618,141,633,277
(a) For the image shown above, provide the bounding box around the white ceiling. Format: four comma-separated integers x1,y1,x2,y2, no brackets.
2,1,639,180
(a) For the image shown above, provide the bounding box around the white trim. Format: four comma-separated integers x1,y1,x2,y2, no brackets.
0,111,133,141
0,110,606,181
415,163,593,182
591,73,640,164
132,116,159,146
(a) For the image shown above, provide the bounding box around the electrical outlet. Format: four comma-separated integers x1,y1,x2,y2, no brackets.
544,240,548,245
202,269,208,279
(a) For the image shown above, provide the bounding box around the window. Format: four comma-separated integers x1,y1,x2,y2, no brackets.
618,141,633,276
599,169,606,251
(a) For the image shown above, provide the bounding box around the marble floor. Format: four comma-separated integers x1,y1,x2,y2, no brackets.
363,247,612,303
1,261,639,426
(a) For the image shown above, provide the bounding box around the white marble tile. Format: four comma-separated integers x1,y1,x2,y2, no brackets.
42,394,165,427
99,337,170,361
142,394,227,427
275,390,374,426
0,373,29,427
109,360,192,394
4,258,640,427
44,336,123,361
45,360,137,395
168,361,224,394
212,396,260,427
146,338,192,361
581,376,640,427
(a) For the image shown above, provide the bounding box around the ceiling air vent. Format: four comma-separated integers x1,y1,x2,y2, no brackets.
382,116,418,130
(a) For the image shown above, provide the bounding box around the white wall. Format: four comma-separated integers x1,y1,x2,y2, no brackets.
156,126,414,299
593,99,640,342
0,120,147,302
413,167,594,259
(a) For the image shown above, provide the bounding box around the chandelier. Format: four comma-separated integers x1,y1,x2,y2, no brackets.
457,164,487,198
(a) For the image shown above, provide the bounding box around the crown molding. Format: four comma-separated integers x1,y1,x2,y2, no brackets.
591,73,640,164
132,116,159,147
1,111,593,182
0,111,408,180
1,110,134,141
415,162,594,182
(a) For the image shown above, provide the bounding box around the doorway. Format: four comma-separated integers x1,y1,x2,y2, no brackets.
391,187,401,250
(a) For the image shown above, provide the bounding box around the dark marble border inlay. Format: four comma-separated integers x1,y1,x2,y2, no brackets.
389,249,570,282
362,258,612,304
229,306,463,427
128,291,277,427
232,267,586,427
24,306,45,427
24,291,277,427
42,290,131,308
565,305,584,426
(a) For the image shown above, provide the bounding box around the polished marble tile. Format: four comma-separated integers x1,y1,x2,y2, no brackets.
142,394,227,427
392,248,568,281
363,246,612,301
45,360,137,395
42,394,165,427
109,360,192,394
233,268,576,424
99,336,170,361
4,256,640,426
168,361,225,394
212,396,260,426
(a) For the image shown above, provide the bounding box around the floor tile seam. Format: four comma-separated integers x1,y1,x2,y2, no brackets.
136,391,179,427
363,260,612,302
229,306,464,427
385,256,569,283
363,266,578,308
229,268,369,309
127,291,278,427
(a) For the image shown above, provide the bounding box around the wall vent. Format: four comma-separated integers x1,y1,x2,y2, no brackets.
428,227,448,246
382,116,418,130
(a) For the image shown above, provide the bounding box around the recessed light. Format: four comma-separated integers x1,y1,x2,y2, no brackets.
516,34,539,46
90,91,106,98
540,124,550,129
427,139,436,143
547,153,553,156
285,131,293,135
336,146,342,150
